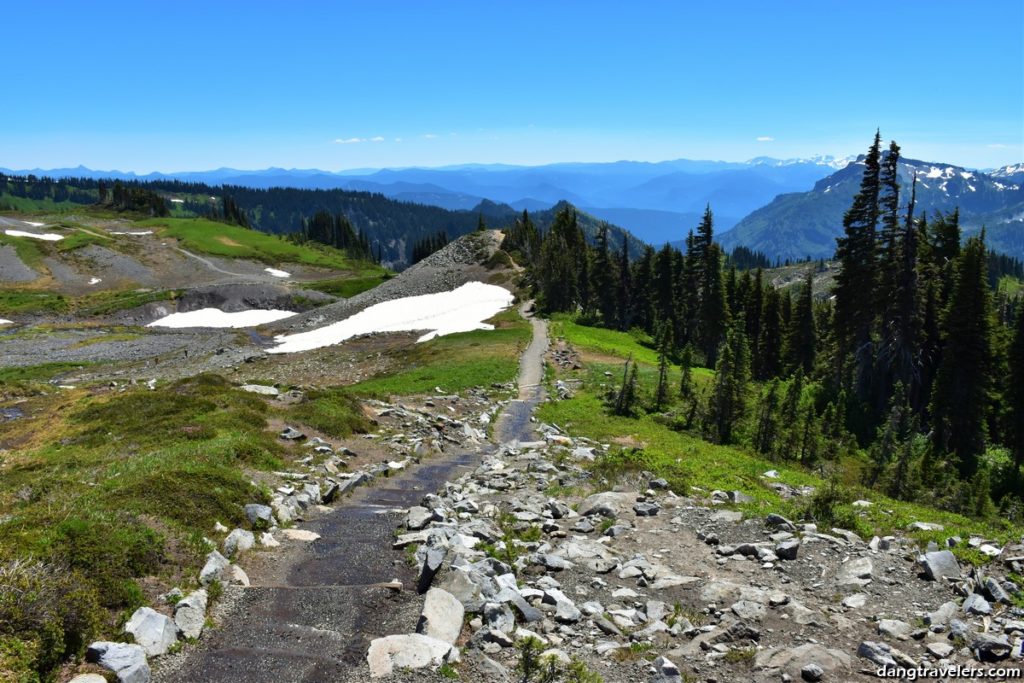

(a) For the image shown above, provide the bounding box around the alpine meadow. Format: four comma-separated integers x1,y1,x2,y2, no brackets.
1,3,1023,683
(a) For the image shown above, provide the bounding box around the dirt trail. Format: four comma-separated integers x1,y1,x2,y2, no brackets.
155,301,548,683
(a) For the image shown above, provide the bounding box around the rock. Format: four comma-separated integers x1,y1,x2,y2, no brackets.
259,531,279,547
240,384,278,396
963,593,992,615
926,641,955,658
280,528,320,541
842,593,868,609
970,633,1012,662
836,557,873,587
199,551,230,585
711,510,743,523
542,588,581,623
69,676,108,683
634,501,661,516
649,478,670,490
709,621,760,644
86,642,150,683
173,589,208,640
417,541,448,594
124,607,177,657
878,619,913,640
407,506,437,530
755,644,852,681
223,528,255,557
244,504,274,527
776,539,800,560
801,663,824,682
731,600,767,621
279,426,305,441
857,641,896,667
438,567,484,611
985,577,1013,605
577,491,635,518
365,633,459,678
226,564,250,586
766,513,796,531
908,521,944,532
417,588,464,645
925,601,958,626
919,550,961,581
650,655,683,683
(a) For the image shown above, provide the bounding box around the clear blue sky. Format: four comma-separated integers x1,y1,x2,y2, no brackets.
3,0,1021,172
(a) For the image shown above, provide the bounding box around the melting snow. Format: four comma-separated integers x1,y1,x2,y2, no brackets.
960,171,974,180
88,277,101,285
5,229,63,241
110,230,154,236
0,318,12,325
268,282,514,354
148,308,297,329
24,221,45,227
169,198,185,203
265,267,290,278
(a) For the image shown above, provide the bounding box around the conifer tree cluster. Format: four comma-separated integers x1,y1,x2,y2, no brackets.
410,231,449,264
509,132,1024,519
293,210,375,261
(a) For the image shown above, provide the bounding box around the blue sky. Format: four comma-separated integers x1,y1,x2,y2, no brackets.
3,1,1021,171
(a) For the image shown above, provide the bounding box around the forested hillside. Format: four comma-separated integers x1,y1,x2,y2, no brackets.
506,132,1024,523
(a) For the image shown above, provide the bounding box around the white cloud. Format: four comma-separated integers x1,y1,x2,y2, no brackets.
756,136,774,142
394,137,403,143
987,143,1009,149
423,133,439,139
370,136,385,142
333,137,366,144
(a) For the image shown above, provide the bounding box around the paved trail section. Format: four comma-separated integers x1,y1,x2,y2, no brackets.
156,306,547,683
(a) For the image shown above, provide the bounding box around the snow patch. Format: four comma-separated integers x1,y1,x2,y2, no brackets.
148,308,297,329
24,221,45,227
110,230,154,236
5,229,63,241
264,267,290,278
169,198,185,203
268,282,514,354
0,318,12,325
88,277,101,285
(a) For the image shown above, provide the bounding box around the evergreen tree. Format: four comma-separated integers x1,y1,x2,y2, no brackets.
708,325,750,443
592,225,618,325
930,235,993,478
746,269,764,377
1007,301,1024,486
615,235,632,330
613,356,640,416
654,324,673,411
759,287,783,380
631,246,656,332
754,380,781,455
785,270,816,374
700,243,729,365
833,131,882,395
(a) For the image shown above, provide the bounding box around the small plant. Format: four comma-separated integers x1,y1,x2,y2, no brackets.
438,661,460,679
611,642,653,662
723,646,756,664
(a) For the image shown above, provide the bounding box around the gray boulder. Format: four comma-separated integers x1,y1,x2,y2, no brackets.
417,588,464,645
650,655,682,683
857,641,896,667
123,607,177,657
365,633,458,678
244,504,274,527
86,642,150,683
173,589,208,640
199,550,230,585
919,550,961,581
836,557,873,587
223,528,255,557
970,633,1012,662
776,539,800,560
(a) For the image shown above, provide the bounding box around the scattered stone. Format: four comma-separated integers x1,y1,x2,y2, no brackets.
766,513,796,531
801,663,824,682
124,608,177,657
963,593,992,615
365,633,459,678
279,426,305,441
244,504,274,527
223,528,255,557
633,501,661,517
199,551,230,585
878,619,913,640
926,641,955,658
776,539,800,560
173,590,208,640
86,642,150,683
240,384,278,396
970,633,1012,662
836,557,873,587
908,521,944,532
650,655,683,683
280,528,320,541
857,641,896,667
919,550,961,581
417,588,464,645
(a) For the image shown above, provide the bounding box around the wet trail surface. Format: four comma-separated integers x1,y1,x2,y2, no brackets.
157,304,547,683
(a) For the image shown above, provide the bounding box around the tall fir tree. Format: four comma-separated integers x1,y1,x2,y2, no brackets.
833,131,883,396
930,235,993,478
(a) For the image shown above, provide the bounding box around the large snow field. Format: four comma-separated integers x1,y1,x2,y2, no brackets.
268,281,514,354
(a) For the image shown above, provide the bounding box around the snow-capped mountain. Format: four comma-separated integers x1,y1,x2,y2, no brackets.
721,157,1024,260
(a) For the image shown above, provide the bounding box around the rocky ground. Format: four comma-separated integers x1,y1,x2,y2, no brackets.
74,305,1024,683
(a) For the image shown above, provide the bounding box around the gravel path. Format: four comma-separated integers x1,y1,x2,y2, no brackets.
153,302,547,683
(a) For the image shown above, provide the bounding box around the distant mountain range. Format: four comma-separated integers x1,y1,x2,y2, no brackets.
719,159,1024,260
0,157,852,245
5,154,1023,259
